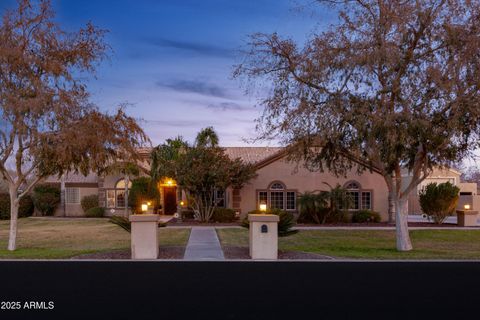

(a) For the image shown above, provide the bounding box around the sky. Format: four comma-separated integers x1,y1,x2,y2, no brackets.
0,0,333,147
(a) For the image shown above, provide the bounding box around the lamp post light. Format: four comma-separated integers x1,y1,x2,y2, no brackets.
464,204,471,210
259,202,267,213
141,203,148,213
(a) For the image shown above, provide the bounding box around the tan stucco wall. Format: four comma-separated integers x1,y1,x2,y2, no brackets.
236,158,390,221
53,187,98,217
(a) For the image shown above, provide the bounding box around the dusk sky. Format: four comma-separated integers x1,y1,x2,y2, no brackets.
0,0,334,147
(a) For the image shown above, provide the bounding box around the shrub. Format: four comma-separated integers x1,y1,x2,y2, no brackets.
419,182,460,224
109,216,131,232
352,210,381,223
32,184,60,216
243,208,298,237
128,177,161,214
0,194,35,220
85,206,105,218
81,195,99,213
211,208,236,223
181,209,195,220
297,191,329,224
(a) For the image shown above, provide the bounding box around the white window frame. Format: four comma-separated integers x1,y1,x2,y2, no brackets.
66,187,80,204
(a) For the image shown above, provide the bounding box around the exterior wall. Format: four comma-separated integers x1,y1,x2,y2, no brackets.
54,187,98,217
236,157,390,221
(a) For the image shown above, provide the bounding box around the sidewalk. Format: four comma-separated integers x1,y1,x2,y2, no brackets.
183,227,225,260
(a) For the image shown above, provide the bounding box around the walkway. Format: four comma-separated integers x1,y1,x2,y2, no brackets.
183,227,225,260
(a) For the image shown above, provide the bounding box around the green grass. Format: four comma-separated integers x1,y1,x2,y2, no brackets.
0,217,190,259
216,228,480,260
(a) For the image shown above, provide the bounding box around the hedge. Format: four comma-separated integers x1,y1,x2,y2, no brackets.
0,193,35,220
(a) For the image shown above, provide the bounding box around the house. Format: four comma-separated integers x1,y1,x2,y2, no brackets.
42,146,479,221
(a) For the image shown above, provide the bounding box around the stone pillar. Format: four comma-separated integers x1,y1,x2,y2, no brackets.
248,214,280,260
456,210,478,227
129,214,159,259
98,175,106,208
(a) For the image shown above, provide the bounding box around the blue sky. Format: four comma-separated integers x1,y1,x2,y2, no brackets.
0,0,333,146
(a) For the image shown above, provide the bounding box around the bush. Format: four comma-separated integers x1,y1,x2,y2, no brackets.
419,182,460,224
181,209,195,220
128,177,161,214
85,206,105,218
32,184,60,216
109,216,131,232
81,195,99,213
211,208,236,222
352,210,381,223
243,208,298,237
0,194,35,220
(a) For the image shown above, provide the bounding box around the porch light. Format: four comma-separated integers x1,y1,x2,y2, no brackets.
180,201,185,206
259,203,267,212
141,203,148,213
167,179,173,186
147,201,152,206
464,204,471,210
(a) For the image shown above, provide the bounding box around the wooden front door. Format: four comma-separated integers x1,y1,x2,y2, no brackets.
163,187,177,215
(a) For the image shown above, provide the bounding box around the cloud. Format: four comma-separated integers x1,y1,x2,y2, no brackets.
145,37,234,58
206,102,253,112
142,119,222,128
157,79,230,98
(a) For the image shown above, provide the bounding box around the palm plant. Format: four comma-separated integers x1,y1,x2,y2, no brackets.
195,126,219,147
297,191,329,224
323,182,353,223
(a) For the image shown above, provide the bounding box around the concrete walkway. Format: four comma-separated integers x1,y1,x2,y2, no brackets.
183,227,225,260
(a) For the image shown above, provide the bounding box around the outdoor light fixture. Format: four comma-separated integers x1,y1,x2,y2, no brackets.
180,201,185,206
464,204,471,210
259,203,267,212
141,203,148,213
147,201,152,206
167,180,173,186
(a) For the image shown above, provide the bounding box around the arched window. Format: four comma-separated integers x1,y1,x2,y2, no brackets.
257,181,296,211
106,178,132,208
344,180,372,210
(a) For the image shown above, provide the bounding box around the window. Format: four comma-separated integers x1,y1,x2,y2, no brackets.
66,188,80,204
361,191,371,210
106,178,132,208
286,192,296,210
344,181,372,211
256,182,297,211
270,191,284,209
215,189,225,207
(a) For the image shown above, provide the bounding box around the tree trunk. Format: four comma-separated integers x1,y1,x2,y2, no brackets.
176,186,182,221
394,197,412,251
124,174,129,217
7,188,19,251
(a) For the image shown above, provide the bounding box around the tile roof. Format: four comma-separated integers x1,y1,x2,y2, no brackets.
44,172,98,184
223,147,284,164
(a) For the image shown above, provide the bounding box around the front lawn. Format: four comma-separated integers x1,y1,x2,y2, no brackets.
216,228,480,260
0,217,190,259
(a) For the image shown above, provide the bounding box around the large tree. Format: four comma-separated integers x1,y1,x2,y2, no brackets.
0,0,148,250
151,128,257,222
234,0,480,250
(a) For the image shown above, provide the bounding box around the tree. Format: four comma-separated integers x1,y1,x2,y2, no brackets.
0,0,148,250
195,126,219,148
234,0,480,251
151,128,257,222
419,182,460,224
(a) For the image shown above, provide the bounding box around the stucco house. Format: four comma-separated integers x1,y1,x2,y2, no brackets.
42,146,478,221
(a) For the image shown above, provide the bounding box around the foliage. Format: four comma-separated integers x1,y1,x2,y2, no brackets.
234,0,480,250
32,184,61,216
151,128,257,222
85,207,105,218
0,0,148,250
180,209,195,220
81,195,99,213
297,191,329,224
243,208,298,237
128,177,160,214
352,210,381,223
109,216,131,233
0,194,34,220
419,182,460,224
212,208,236,223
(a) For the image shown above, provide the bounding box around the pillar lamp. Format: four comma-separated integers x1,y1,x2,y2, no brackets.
141,203,148,213
464,204,471,210
259,202,267,212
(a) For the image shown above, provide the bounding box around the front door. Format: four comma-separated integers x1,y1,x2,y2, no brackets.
163,187,177,215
